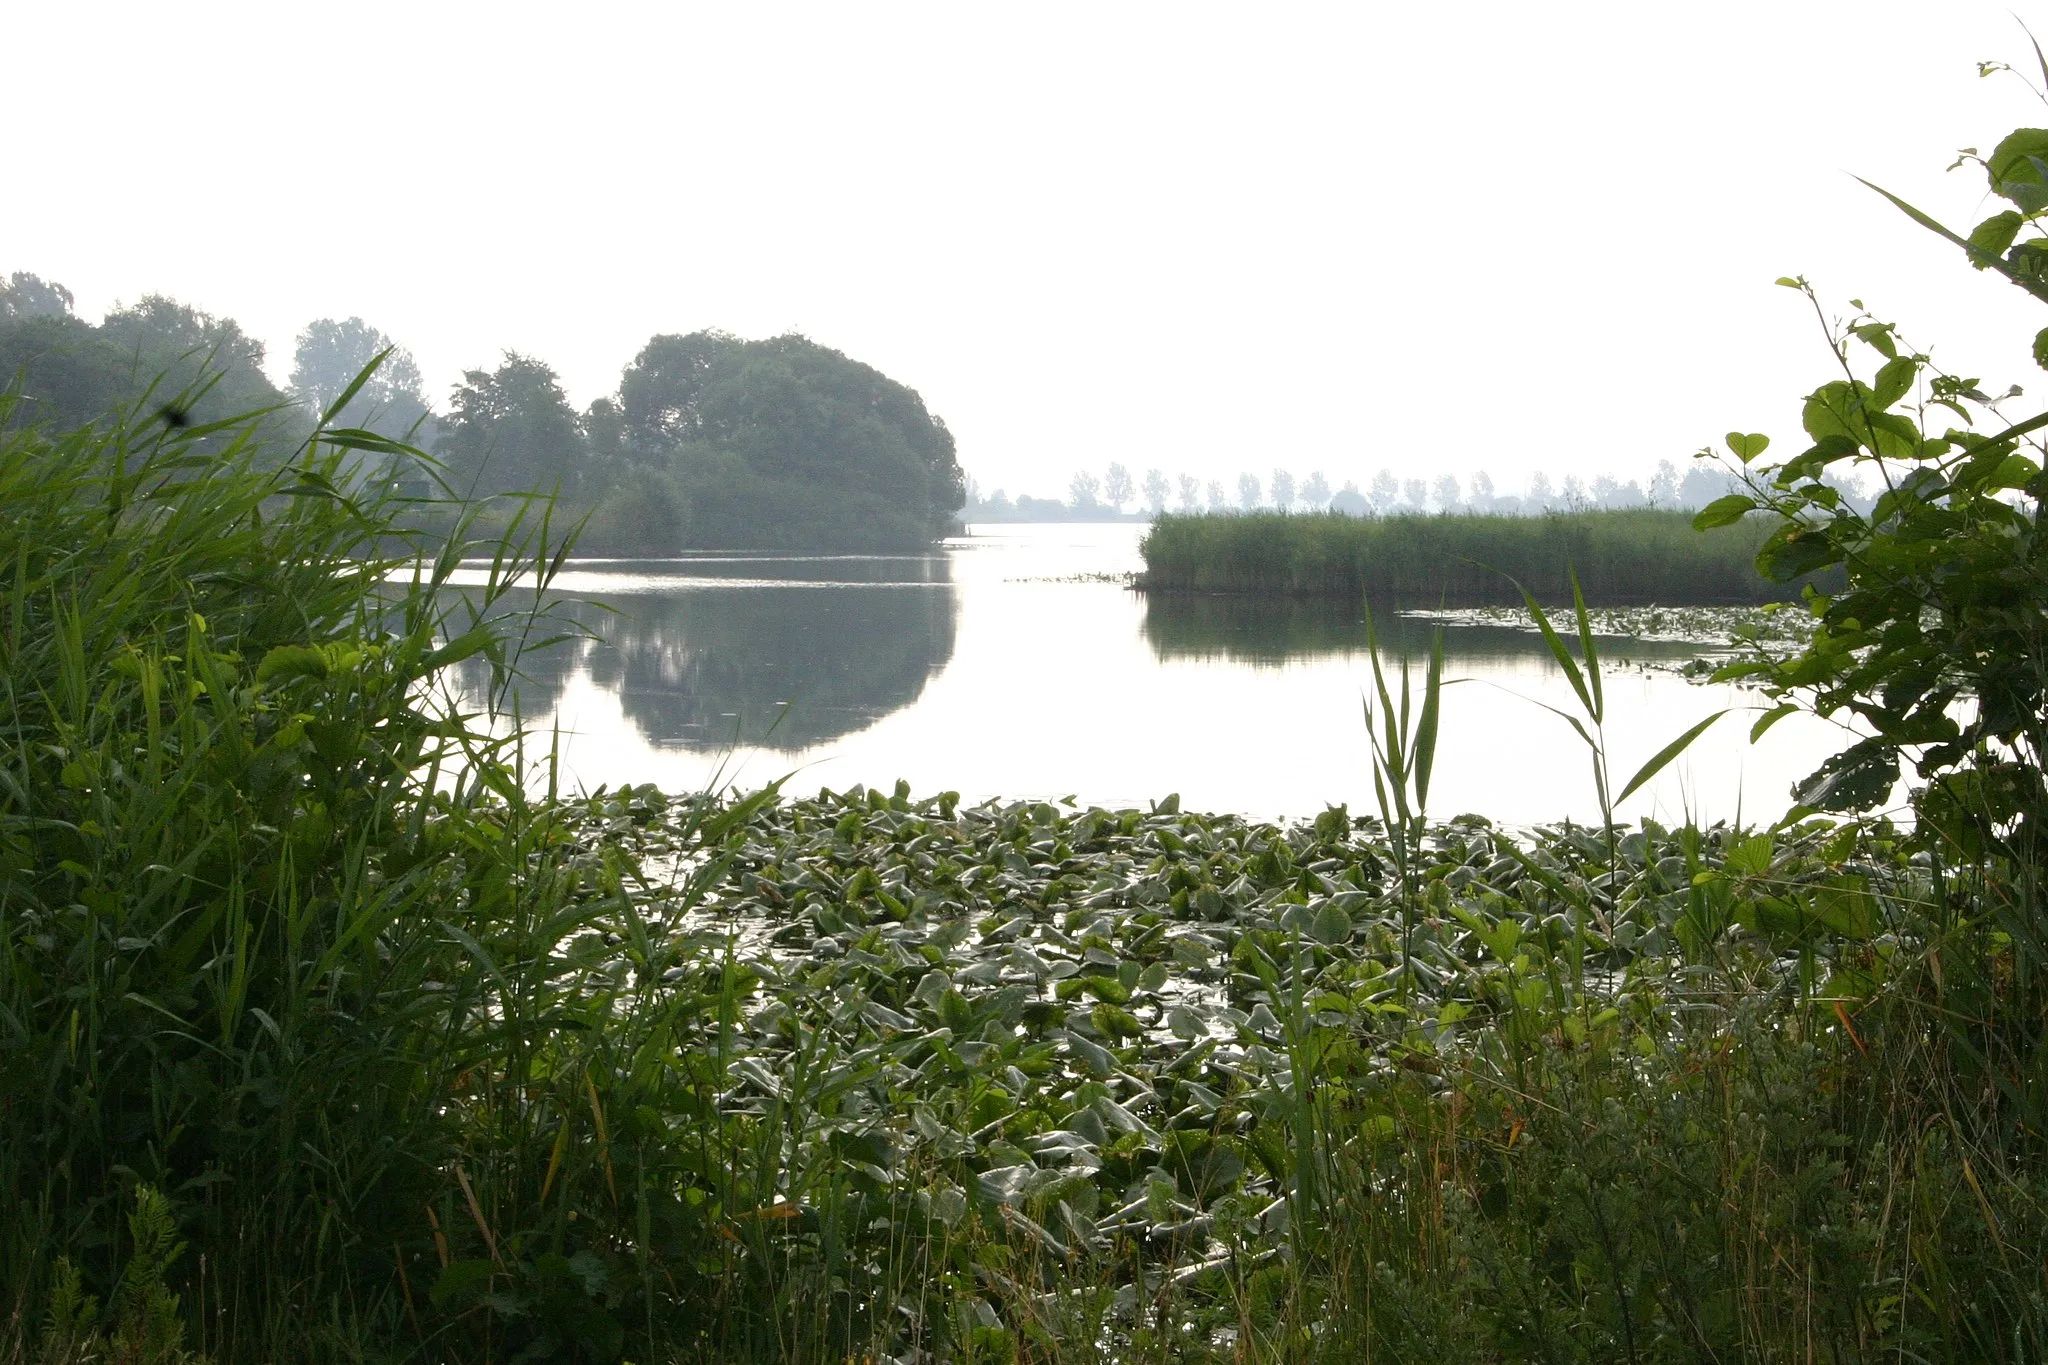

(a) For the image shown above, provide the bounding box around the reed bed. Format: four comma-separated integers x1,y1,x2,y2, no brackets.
1,394,2041,1363
1137,509,1807,604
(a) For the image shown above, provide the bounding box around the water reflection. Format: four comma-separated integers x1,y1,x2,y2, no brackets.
459,556,957,751
1142,593,1707,667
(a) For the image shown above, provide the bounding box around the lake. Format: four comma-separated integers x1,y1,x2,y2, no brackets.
450,522,1856,826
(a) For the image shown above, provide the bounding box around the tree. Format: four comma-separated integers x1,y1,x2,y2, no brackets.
609,330,965,549
1470,470,1496,510
1142,467,1170,513
1301,470,1331,508
1206,479,1227,511
1648,458,1680,507
1237,472,1261,510
1702,134,2048,835
1176,473,1200,511
617,330,734,457
1676,461,1734,509
289,317,428,433
1270,468,1295,511
1069,469,1102,509
0,271,73,319
1370,469,1399,511
437,352,586,497
1103,461,1134,511
0,287,298,440
1560,474,1589,511
584,395,627,467
1528,470,1555,508
1402,477,1428,511
1432,473,1461,511
98,295,299,441
1330,481,1369,516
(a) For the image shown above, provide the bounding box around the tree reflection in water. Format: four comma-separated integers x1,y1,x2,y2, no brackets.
451,556,957,751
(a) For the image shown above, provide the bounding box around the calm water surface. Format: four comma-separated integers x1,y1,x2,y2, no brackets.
455,523,1855,825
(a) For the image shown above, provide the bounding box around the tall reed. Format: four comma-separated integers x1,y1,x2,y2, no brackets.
1138,508,1812,604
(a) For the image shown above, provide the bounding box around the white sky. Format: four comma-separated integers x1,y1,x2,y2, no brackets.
7,2,2048,500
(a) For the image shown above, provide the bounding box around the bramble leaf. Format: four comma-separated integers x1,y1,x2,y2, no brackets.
1793,741,1897,813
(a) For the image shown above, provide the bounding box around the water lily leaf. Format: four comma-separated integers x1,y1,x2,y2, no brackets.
911,970,952,1005
1063,1032,1119,1079
975,1163,1038,1205
1308,902,1353,944
1091,1002,1144,1040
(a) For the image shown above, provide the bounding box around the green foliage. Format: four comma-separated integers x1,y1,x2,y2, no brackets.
288,317,432,445
609,329,965,550
1140,507,1806,604
0,384,594,1359
0,366,2038,1359
437,350,589,497
1707,75,2048,946
0,291,300,444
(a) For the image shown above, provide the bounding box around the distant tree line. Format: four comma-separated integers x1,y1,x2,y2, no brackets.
0,271,966,554
960,456,1876,522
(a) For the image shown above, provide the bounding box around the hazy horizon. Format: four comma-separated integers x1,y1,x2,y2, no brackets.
7,2,2048,503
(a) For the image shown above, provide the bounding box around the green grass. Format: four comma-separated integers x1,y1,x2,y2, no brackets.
1138,508,1814,604
1,392,2042,1363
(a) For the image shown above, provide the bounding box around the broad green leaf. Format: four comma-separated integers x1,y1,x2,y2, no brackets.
1988,128,2048,203
2033,325,2048,370
1850,322,1899,358
1792,740,1897,813
255,644,329,686
1750,703,1799,743
1309,902,1354,945
1860,175,2048,305
1966,209,2025,266
1992,452,2041,489
1725,431,1771,462
1692,494,1756,530
1871,356,1918,409
1724,833,1774,877
1757,529,1838,583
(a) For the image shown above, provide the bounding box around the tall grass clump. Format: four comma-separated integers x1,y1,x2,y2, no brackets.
0,372,632,1360
1137,507,1807,604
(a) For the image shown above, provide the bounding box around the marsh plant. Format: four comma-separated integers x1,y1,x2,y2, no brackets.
10,41,2048,1365
1137,507,1806,605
